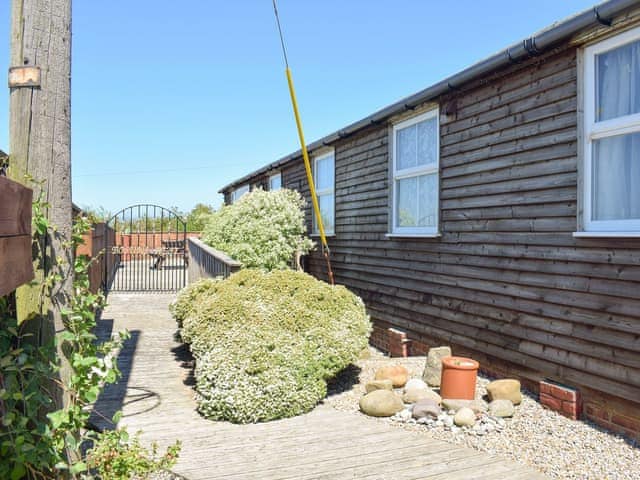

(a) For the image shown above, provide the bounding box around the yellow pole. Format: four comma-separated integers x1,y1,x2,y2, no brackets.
272,0,334,284
285,68,335,284
285,69,328,246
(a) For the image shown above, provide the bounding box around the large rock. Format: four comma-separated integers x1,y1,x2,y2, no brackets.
359,390,404,417
441,398,488,414
412,398,442,419
422,346,451,387
374,365,409,388
403,385,442,404
365,379,393,393
454,407,476,427
486,379,522,405
488,399,515,418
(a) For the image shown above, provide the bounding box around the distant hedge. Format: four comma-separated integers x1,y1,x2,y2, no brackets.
201,188,313,270
173,269,371,423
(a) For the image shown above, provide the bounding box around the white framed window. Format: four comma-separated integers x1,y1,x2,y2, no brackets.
230,184,249,203
391,108,440,236
582,26,640,234
269,172,282,191
312,150,335,235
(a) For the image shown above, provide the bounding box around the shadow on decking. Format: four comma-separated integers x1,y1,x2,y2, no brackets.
89,321,159,431
171,338,196,387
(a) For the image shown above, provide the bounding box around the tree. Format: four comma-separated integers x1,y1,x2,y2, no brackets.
185,203,214,232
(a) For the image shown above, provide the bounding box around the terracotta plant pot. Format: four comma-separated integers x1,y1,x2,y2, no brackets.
440,356,479,400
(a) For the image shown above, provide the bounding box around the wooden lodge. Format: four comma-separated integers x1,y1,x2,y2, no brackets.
220,0,640,439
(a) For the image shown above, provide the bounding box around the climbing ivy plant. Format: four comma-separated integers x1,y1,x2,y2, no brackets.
0,182,179,478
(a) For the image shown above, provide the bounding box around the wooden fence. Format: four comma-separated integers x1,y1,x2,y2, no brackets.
78,223,116,293
0,176,34,297
187,237,241,282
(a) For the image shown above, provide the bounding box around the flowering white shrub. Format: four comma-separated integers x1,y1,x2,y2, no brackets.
201,188,314,270
169,277,220,328
175,269,371,423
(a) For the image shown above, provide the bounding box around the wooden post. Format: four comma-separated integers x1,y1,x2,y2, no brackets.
8,0,72,409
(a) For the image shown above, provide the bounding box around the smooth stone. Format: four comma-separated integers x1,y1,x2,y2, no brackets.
412,398,442,419
405,378,429,391
486,379,522,405
441,398,488,413
422,346,452,387
359,390,404,417
454,407,476,427
365,379,393,393
403,385,442,404
443,415,454,428
374,365,409,388
397,408,412,422
488,399,515,417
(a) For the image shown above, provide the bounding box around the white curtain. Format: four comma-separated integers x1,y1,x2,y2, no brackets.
594,40,640,221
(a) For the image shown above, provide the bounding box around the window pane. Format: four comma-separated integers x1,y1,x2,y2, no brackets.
397,124,417,170
314,194,334,233
592,132,640,221
315,155,334,191
396,177,418,227
269,174,281,191
417,174,438,227
417,117,438,167
596,39,640,122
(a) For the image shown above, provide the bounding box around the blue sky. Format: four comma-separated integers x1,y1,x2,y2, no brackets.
0,0,597,213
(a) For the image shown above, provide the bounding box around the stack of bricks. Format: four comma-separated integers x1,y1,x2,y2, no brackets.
540,380,582,420
387,328,409,357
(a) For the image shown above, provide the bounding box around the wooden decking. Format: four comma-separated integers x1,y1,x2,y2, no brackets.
91,293,546,480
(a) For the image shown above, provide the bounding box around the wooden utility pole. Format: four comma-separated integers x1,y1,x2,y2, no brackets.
8,0,72,407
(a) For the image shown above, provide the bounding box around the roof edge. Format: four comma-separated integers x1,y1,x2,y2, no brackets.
219,0,639,194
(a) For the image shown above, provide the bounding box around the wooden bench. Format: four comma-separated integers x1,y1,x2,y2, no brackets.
150,239,188,269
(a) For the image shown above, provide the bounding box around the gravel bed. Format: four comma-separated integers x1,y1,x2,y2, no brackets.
325,348,640,480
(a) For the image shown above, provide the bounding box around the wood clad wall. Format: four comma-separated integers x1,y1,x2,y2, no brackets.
281,45,640,404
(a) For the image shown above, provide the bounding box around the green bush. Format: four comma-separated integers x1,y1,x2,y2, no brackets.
201,188,314,270
176,269,371,423
169,277,220,328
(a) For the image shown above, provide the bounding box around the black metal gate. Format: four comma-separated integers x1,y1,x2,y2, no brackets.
103,204,187,292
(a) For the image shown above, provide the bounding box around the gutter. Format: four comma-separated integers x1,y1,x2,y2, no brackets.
219,0,639,194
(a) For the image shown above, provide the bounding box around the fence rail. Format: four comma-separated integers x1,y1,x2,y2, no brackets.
187,237,241,282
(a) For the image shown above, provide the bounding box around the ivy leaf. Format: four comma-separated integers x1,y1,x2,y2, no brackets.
10,463,26,480
112,410,123,424
46,410,68,430
84,386,100,403
69,462,87,474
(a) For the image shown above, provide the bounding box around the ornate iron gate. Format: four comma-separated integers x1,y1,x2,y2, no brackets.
103,204,187,292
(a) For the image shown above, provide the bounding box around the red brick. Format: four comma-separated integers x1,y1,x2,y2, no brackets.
584,404,609,421
539,381,552,395
388,328,408,358
561,400,582,420
540,393,562,412
550,384,579,402
611,414,640,434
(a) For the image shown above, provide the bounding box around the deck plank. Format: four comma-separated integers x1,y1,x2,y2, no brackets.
91,293,547,480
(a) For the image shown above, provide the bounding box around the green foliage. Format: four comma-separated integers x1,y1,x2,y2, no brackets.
86,428,180,480
185,203,214,232
1,184,180,478
176,269,371,423
79,205,112,223
169,278,220,329
0,297,58,480
202,188,314,270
